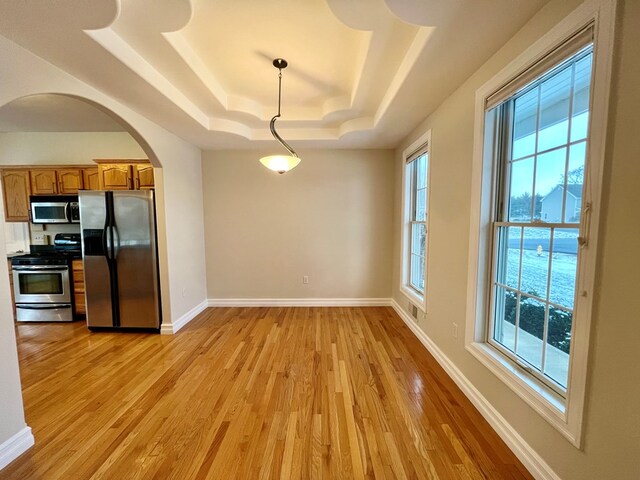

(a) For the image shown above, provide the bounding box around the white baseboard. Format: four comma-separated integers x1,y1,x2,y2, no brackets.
207,298,393,307
160,299,208,335
390,300,560,480
0,427,34,471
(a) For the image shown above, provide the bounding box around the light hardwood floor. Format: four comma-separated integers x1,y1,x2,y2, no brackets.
2,307,533,479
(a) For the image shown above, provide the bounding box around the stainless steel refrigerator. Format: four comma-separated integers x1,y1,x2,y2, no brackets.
79,190,161,330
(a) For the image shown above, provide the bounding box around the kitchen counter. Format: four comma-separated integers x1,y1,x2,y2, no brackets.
6,252,26,258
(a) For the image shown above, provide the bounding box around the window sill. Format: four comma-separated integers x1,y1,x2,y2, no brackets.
466,341,581,447
400,286,426,313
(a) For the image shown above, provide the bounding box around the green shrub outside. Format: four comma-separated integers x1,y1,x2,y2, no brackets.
503,291,572,354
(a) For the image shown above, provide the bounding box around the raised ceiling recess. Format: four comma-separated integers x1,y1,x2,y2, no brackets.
0,0,548,149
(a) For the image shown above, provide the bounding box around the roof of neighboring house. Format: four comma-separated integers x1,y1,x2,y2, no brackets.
541,184,583,202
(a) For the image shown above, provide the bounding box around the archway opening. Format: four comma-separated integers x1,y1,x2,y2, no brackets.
0,92,166,328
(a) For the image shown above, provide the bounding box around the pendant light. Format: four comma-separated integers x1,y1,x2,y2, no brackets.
259,58,301,174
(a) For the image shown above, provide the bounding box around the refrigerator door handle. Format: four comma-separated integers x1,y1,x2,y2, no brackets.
103,226,112,260
112,225,120,259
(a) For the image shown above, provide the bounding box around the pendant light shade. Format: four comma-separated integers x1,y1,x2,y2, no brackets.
259,58,301,174
259,154,301,174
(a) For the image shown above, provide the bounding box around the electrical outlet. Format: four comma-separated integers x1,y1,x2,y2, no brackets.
452,323,458,339
33,233,46,244
181,287,187,298
302,275,309,284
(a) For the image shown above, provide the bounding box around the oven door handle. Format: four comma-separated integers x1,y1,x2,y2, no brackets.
12,266,69,271
16,304,71,310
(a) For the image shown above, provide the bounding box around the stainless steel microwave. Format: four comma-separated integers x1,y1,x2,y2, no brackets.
30,195,80,224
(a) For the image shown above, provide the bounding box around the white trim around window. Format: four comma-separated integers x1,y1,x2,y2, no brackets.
400,129,431,312
464,0,615,448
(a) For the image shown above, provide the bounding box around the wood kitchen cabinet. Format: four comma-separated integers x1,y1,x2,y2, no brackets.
57,168,84,194
72,259,86,316
1,163,152,223
133,164,155,190
98,163,134,190
83,168,100,190
30,169,59,195
31,168,87,195
95,160,153,190
1,169,31,222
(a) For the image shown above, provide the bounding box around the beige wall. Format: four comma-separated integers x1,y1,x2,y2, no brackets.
0,210,27,444
154,135,207,319
584,0,640,474
0,132,144,164
392,0,639,478
203,149,394,300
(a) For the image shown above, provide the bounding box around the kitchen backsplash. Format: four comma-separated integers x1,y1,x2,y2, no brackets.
3,221,81,253
30,223,80,245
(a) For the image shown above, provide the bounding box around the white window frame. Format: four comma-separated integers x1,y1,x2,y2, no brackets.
400,130,431,312
465,0,615,448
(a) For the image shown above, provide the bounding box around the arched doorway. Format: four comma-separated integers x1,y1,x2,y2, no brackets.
0,90,177,465
0,92,176,343
0,91,171,327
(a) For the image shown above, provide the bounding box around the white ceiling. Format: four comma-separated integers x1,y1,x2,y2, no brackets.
0,0,549,150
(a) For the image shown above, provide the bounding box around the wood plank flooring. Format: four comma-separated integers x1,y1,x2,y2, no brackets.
1,307,533,479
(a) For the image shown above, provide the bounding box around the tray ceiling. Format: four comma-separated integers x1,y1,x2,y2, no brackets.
0,0,548,149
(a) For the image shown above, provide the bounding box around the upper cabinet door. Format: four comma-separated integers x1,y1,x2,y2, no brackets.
83,168,100,190
57,169,83,194
30,169,58,195
98,164,133,190
2,170,31,222
134,164,154,190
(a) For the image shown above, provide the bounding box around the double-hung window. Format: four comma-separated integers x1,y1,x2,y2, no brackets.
465,0,616,443
487,31,594,395
401,133,430,309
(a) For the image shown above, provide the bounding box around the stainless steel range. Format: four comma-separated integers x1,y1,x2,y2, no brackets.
11,234,81,322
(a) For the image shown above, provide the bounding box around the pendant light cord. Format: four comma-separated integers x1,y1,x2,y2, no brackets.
270,65,298,158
